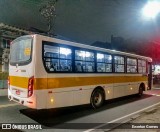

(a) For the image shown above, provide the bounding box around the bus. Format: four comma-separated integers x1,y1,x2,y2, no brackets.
8,34,152,109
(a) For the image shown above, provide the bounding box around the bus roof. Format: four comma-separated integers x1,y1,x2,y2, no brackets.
19,34,152,62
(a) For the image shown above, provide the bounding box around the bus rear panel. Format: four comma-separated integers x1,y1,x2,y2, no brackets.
8,35,36,109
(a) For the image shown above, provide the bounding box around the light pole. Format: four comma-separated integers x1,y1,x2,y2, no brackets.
141,1,160,64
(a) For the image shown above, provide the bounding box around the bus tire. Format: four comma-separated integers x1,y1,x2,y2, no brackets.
137,85,144,97
90,88,105,109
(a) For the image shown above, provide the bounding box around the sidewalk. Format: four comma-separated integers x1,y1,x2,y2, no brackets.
111,106,160,132
0,79,8,96
111,88,160,132
0,88,7,96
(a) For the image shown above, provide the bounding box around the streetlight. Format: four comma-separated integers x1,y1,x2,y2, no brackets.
142,0,160,19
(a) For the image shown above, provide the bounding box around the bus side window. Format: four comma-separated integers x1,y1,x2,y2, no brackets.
76,62,83,72
51,63,58,71
86,62,94,72
46,62,51,71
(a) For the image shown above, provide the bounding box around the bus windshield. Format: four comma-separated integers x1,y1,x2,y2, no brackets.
10,37,32,65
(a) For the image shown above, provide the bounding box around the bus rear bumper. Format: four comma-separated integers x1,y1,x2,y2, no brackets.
8,90,36,109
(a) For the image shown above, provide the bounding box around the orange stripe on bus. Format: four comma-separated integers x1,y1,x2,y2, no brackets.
9,76,147,90
10,76,28,89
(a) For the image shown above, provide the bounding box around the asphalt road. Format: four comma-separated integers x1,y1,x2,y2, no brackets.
0,89,160,132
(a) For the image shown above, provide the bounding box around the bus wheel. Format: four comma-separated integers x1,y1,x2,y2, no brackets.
138,86,143,97
90,89,104,109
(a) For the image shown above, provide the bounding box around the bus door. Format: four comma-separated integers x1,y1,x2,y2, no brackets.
148,62,152,90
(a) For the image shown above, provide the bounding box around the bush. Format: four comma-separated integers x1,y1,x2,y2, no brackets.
0,72,9,80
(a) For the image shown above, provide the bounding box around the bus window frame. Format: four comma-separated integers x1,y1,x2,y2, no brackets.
74,47,95,73
42,40,149,75
138,59,147,74
96,51,113,73
42,41,73,73
126,57,138,74
113,54,125,73
10,36,33,66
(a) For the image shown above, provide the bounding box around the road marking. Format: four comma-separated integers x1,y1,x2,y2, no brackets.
84,102,160,132
151,94,160,96
0,103,19,108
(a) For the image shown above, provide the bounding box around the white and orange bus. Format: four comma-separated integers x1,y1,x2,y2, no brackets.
8,34,152,109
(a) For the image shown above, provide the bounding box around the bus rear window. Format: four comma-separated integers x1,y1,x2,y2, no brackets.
10,38,32,65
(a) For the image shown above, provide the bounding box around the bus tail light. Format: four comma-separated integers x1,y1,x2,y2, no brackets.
8,76,10,89
28,76,34,97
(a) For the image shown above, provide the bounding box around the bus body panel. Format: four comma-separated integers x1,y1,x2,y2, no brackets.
9,64,33,98
8,35,36,108
35,74,147,109
34,35,48,109
8,34,152,109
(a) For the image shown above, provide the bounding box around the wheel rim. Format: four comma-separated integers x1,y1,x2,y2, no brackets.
93,92,102,106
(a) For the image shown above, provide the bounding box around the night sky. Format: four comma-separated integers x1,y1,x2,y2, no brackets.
0,0,160,44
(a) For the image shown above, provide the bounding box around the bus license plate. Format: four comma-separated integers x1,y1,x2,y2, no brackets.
16,90,20,95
